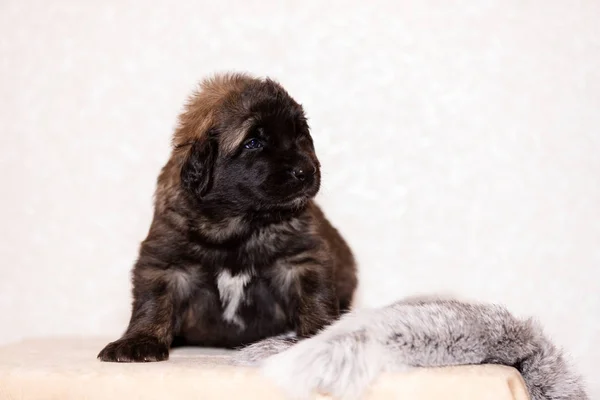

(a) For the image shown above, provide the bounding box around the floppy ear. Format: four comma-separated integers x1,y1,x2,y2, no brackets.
180,138,217,198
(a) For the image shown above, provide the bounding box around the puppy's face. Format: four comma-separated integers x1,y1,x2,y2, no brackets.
180,78,321,212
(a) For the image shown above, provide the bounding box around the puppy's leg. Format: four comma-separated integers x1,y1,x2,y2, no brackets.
235,264,347,366
98,294,173,362
296,273,339,338
98,265,177,362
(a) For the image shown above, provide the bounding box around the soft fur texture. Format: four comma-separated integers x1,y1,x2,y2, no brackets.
234,297,588,400
98,72,357,362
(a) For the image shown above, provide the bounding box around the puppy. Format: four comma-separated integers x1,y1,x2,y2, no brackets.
98,73,357,362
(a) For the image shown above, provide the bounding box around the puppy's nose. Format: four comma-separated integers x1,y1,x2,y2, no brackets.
291,167,307,181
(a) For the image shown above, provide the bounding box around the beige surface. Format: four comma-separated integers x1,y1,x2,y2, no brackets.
0,337,530,400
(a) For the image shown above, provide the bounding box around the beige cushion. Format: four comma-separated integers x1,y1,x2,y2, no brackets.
0,337,530,399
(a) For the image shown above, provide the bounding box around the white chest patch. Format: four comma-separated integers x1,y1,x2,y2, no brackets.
216,270,252,329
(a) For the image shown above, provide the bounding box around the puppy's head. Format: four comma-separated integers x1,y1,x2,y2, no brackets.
173,73,320,212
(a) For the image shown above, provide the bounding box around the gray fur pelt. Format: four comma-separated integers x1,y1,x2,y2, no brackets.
233,297,588,400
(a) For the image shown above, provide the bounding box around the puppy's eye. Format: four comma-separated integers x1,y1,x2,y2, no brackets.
244,138,263,149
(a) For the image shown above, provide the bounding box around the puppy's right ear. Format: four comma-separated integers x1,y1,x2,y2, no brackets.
180,138,217,198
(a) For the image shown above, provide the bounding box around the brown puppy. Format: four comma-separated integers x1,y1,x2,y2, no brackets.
98,73,357,362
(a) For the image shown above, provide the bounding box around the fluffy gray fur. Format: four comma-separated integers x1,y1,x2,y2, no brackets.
234,297,588,400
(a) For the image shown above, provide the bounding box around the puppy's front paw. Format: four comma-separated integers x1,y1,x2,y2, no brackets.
97,336,169,362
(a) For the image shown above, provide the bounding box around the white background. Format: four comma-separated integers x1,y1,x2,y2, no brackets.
1,0,599,396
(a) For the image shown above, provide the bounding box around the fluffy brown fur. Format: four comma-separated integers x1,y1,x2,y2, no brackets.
98,73,357,362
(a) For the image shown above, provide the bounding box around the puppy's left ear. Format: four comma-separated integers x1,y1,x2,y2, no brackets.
180,138,217,198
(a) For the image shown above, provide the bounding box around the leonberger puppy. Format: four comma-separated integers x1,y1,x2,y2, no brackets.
98,73,357,362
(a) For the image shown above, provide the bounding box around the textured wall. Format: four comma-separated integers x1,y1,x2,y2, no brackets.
1,0,599,396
